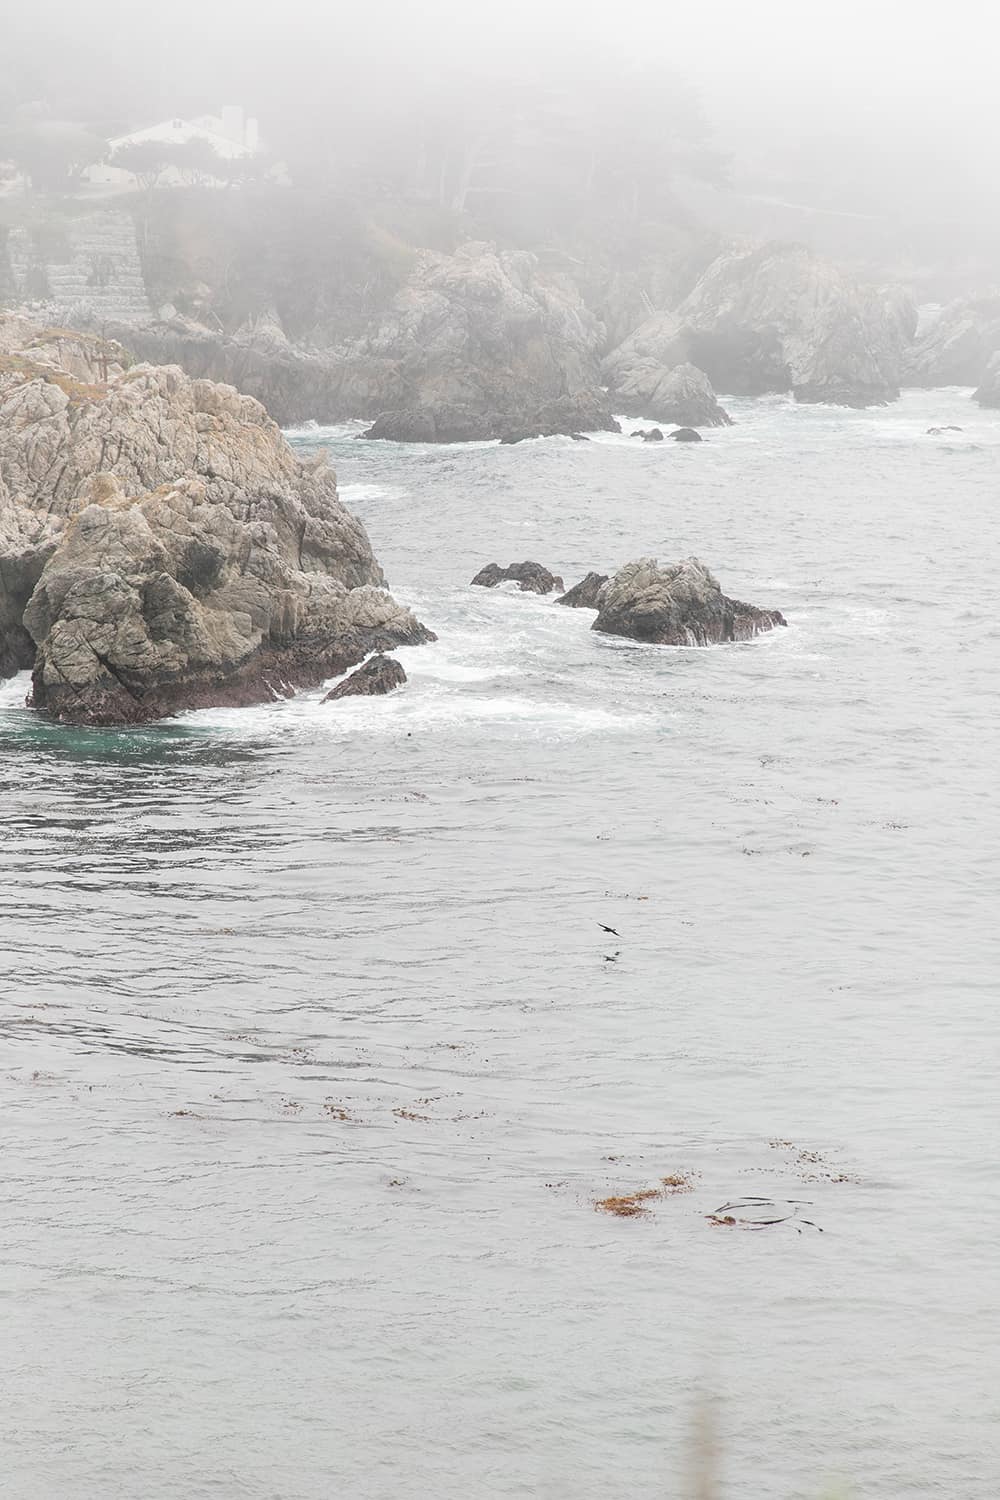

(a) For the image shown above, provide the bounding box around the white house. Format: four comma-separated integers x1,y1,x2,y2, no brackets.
86,106,261,189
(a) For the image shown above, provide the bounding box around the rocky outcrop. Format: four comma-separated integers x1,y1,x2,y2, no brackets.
673,243,910,406
603,332,732,426
592,558,786,645
670,428,703,442
555,572,608,609
903,297,1000,387
106,241,611,431
361,391,618,444
0,314,431,724
471,562,565,595
324,654,407,701
975,353,1000,408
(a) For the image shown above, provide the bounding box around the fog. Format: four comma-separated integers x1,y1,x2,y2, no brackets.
3,0,1000,265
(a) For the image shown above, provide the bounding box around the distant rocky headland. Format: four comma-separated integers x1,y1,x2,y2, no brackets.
8,189,996,439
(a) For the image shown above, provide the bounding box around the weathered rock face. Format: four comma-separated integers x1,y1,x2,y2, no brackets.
0,315,431,724
602,329,732,426
108,241,610,432
471,562,565,595
674,243,911,406
975,353,1000,408
324,654,407,702
362,391,618,444
903,298,1000,388
556,572,608,609
592,558,786,645
497,393,619,444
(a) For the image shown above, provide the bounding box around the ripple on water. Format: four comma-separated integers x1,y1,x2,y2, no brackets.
1,389,998,1500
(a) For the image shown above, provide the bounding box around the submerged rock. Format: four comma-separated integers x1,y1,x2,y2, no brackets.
471,561,565,595
592,558,786,645
556,572,609,609
0,313,431,724
670,428,703,442
630,428,664,442
324,654,407,701
926,425,965,434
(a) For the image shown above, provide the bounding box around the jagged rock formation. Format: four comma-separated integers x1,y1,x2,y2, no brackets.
903,297,1000,387
975,353,1000,408
470,562,565,595
556,572,608,609
0,313,430,724
324,654,407,701
592,558,786,645
105,241,612,432
672,243,910,405
603,329,732,425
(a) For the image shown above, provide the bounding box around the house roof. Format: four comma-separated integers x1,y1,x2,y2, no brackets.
109,119,251,159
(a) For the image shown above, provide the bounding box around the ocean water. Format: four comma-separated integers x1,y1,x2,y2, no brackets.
2,391,998,1499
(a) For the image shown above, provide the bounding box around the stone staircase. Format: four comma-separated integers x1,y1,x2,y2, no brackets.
6,210,152,326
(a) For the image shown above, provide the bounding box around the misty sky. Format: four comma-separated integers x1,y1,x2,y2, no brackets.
6,0,999,233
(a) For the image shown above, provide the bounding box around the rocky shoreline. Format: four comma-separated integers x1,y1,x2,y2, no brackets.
0,313,432,725
0,311,792,727
68,233,928,441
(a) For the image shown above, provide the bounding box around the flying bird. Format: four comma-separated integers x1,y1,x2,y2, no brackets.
598,923,621,937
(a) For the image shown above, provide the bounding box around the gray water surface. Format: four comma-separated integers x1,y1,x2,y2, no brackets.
2,393,999,1499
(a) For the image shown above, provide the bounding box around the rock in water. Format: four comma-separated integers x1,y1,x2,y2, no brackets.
556,573,609,609
670,428,703,442
0,313,432,725
470,562,565,595
630,428,664,442
592,558,786,645
603,332,733,426
324,655,407,701
362,393,618,445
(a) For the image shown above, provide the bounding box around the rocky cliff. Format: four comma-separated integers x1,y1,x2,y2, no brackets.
0,314,430,724
664,243,911,405
902,297,1000,388
106,241,612,434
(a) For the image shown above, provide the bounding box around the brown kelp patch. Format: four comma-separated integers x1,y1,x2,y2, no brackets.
596,1172,696,1218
